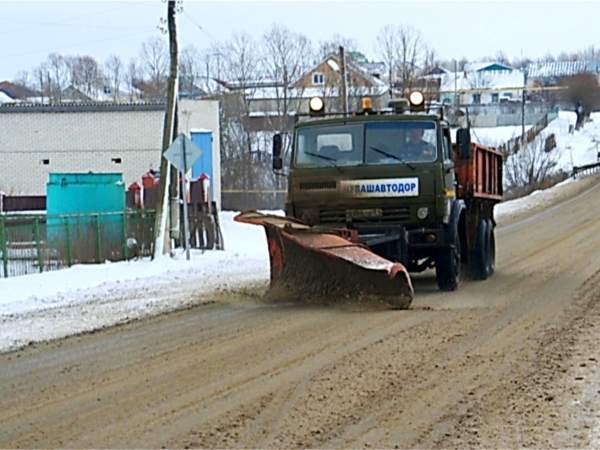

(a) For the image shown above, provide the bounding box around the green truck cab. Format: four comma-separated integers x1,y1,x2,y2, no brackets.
272,93,503,292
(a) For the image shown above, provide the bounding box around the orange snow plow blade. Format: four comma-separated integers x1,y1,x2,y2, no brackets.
234,211,413,308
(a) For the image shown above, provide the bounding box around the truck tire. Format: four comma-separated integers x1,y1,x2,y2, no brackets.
469,219,488,280
436,229,461,291
486,219,496,276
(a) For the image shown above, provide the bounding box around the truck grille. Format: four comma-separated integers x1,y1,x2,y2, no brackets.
299,181,337,190
319,206,411,224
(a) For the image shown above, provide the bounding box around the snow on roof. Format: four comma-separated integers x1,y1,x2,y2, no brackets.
245,84,389,100
527,61,600,78
440,70,524,91
0,91,15,103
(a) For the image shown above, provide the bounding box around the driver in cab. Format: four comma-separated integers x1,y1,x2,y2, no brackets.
405,128,435,161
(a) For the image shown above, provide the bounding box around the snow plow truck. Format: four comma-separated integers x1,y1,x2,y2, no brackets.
235,91,503,309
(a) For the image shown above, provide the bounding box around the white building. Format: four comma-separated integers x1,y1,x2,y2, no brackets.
438,62,525,106
0,99,221,208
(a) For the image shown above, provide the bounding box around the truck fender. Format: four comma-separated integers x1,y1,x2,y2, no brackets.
446,199,466,247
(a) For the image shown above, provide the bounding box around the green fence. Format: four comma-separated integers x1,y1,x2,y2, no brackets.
0,210,155,278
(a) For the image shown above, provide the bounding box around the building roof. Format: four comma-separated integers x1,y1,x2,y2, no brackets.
0,91,15,103
0,81,38,100
0,102,166,114
356,61,386,77
440,70,524,92
244,83,389,101
464,62,516,72
527,60,600,78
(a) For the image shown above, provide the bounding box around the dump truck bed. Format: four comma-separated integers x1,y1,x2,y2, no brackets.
453,143,503,201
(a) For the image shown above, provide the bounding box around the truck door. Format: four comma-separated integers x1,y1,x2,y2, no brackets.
442,127,454,191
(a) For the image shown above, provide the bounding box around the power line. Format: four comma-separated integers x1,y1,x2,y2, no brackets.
0,1,154,37
0,17,150,33
1,30,155,59
182,9,218,43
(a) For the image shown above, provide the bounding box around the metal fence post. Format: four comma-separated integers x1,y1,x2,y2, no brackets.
95,214,102,263
34,217,43,273
65,219,72,267
122,211,128,261
1,217,8,278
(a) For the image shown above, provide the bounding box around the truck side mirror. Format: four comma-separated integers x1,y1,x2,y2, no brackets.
273,134,283,170
456,128,472,160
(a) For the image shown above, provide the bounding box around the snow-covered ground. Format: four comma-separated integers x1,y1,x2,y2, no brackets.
1,112,600,354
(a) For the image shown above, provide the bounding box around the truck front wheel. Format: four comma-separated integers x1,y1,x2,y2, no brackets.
436,230,461,291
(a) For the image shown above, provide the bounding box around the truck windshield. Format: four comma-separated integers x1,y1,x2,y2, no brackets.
295,121,437,168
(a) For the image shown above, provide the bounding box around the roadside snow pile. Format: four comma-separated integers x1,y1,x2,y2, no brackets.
543,111,600,172
469,125,532,147
0,211,272,353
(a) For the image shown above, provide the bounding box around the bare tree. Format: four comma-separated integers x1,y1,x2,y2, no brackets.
13,71,32,89
556,51,576,62
262,24,312,155
494,50,510,66
203,42,227,90
64,55,101,99
218,31,263,186
375,24,424,96
504,133,560,198
179,44,204,98
126,57,142,101
511,56,532,70
375,24,398,96
561,73,600,129
47,53,69,101
104,54,123,101
33,63,51,103
140,36,169,97
578,44,600,61
318,33,360,61
396,25,424,94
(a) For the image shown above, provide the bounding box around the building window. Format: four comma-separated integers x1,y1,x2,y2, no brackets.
40,159,50,165
345,72,352,84
491,93,499,103
312,72,324,85
111,157,122,164
103,86,112,94
472,93,481,104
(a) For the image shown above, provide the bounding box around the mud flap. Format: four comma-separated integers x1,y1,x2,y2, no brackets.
235,211,414,308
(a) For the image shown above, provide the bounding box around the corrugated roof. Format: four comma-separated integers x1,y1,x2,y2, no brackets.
0,102,166,114
527,61,600,78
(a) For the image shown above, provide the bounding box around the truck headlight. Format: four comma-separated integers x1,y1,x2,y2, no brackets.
417,207,429,220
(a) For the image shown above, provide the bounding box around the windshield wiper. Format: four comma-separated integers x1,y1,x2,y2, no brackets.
370,147,416,171
304,151,344,172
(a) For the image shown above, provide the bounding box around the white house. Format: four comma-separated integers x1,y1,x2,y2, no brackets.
438,62,525,106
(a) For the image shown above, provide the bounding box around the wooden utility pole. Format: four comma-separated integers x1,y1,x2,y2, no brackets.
339,46,348,113
152,0,179,258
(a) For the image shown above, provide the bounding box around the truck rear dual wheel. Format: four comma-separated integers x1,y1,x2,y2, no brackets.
436,230,461,291
486,219,496,276
469,218,496,280
469,219,489,280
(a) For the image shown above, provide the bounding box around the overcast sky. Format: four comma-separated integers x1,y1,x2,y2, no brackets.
1,0,599,82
